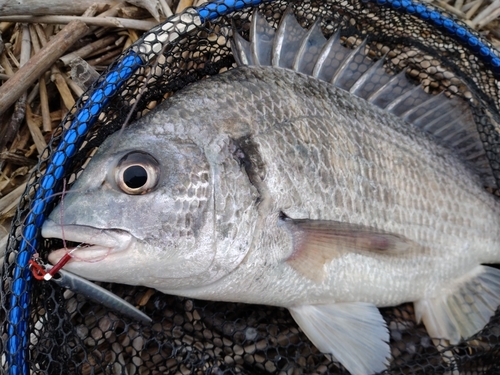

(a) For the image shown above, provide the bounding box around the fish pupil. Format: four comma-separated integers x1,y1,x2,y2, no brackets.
123,165,148,189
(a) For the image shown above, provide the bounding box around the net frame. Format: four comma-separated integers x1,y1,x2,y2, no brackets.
1,0,500,374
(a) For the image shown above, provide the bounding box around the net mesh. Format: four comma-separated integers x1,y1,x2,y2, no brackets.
2,0,500,374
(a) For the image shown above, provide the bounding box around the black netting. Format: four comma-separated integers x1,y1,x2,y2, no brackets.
2,0,500,374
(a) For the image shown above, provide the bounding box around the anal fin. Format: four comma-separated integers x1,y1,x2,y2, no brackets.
415,265,500,345
289,302,390,375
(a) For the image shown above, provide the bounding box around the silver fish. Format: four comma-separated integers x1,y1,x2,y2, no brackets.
42,10,500,375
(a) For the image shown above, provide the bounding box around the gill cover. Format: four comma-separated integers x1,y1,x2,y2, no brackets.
43,127,219,287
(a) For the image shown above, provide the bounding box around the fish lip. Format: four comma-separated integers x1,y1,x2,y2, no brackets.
41,218,133,254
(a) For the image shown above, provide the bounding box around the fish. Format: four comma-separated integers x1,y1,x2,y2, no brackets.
41,9,500,375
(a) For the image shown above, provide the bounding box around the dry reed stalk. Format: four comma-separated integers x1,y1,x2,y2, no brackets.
0,0,123,16
62,73,85,98
87,47,123,66
437,0,467,17
82,3,104,18
476,6,500,28
0,21,13,32
38,76,51,132
465,0,484,20
0,20,88,116
0,15,158,31
60,35,119,66
0,25,31,152
159,0,174,17
176,0,194,13
25,105,47,155
0,52,14,76
30,23,78,110
0,2,499,373
51,67,75,111
25,24,50,133
455,0,465,10
471,0,500,27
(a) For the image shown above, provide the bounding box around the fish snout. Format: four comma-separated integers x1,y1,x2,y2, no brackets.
41,219,134,265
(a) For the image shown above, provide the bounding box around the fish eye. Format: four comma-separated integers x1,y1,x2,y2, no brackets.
115,152,160,195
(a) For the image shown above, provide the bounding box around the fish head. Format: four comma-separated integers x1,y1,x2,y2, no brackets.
42,105,260,291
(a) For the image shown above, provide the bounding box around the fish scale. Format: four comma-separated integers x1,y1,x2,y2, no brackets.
41,64,500,374
208,67,498,244
4,0,500,374
236,9,496,188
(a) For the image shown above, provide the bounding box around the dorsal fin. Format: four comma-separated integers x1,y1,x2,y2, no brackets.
230,9,495,189
250,10,275,66
231,28,254,66
293,18,326,75
272,8,308,69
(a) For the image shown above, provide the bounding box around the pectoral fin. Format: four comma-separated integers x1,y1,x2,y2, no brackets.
282,216,418,281
415,265,500,344
289,302,390,375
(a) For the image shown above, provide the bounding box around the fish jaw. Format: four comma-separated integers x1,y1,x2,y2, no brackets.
41,219,138,282
42,220,133,262
41,218,219,287
41,204,230,289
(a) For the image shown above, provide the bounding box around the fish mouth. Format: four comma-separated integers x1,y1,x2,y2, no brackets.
41,219,133,264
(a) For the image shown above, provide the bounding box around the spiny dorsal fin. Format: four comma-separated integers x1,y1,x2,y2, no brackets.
250,10,275,66
231,27,254,66
293,18,326,75
272,8,308,69
231,9,495,189
330,38,372,90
